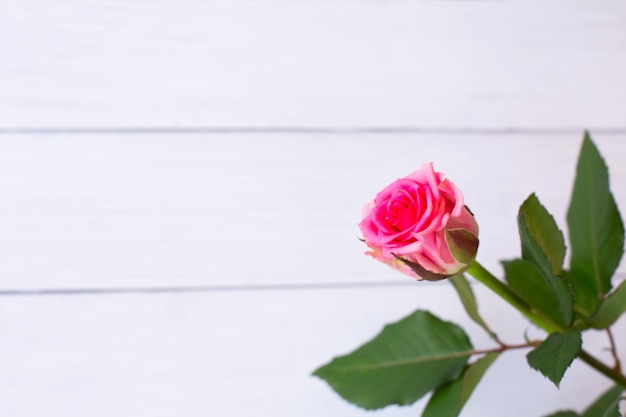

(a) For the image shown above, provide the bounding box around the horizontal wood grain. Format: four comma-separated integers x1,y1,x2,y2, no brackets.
0,132,624,290
0,284,622,417
0,2,624,416
1,0,624,128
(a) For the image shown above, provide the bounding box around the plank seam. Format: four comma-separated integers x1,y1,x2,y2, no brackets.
0,281,429,296
1,275,624,296
1,127,625,135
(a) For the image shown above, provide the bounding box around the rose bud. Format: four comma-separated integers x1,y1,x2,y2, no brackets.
358,163,479,281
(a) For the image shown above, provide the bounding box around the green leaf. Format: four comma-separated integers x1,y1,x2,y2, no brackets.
450,274,494,338
313,310,473,410
581,385,624,417
422,352,499,417
514,194,573,328
526,330,582,387
543,412,580,417
503,259,573,329
518,193,566,276
567,132,625,315
589,279,626,329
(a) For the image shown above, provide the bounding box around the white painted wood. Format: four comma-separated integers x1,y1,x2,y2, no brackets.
1,0,624,128
0,286,623,417
0,133,623,289
0,133,624,415
0,1,625,415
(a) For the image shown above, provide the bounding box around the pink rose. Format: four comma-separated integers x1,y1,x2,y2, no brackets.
359,163,479,280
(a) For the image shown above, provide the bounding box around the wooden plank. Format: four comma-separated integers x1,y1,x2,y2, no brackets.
0,285,622,416
0,133,623,290
1,1,624,128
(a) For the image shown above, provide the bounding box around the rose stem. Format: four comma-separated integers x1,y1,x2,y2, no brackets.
578,350,626,389
466,259,626,388
465,260,560,333
606,327,622,372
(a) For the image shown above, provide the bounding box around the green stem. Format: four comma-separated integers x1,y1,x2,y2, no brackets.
465,260,561,333
466,260,626,388
578,350,626,389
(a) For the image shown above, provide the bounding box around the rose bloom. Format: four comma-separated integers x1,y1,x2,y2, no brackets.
358,163,479,280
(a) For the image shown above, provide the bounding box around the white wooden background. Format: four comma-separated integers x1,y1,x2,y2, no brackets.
0,1,625,416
